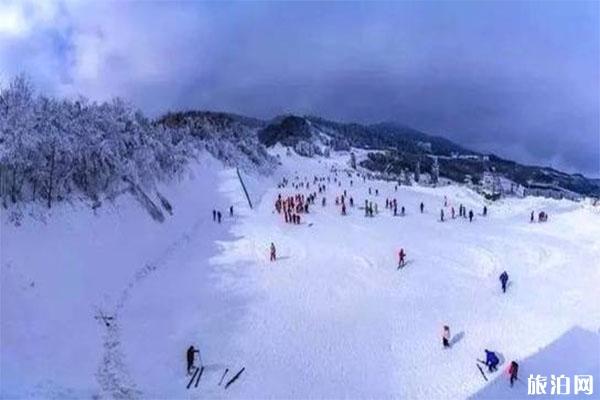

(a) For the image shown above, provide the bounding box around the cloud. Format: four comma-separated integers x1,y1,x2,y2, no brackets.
0,1,598,176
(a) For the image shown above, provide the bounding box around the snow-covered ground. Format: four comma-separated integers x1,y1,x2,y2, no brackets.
1,149,599,399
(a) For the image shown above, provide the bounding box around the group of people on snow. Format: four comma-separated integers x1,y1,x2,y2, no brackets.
275,193,313,225
212,206,235,223
385,198,404,216
437,329,519,386
196,164,552,391
266,170,527,388
531,210,549,223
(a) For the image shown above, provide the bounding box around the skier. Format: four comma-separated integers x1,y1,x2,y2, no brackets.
483,205,487,216
401,206,405,216
420,202,424,213
187,345,199,375
469,210,474,222
508,361,519,387
217,211,222,224
322,197,326,207
442,325,451,348
530,210,534,223
398,248,406,268
341,203,347,215
499,271,509,293
229,205,234,217
440,209,444,222
484,349,500,372
270,243,277,262
212,209,216,221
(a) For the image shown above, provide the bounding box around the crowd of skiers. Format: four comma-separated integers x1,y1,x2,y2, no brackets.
265,170,528,388
270,170,497,229
274,192,317,224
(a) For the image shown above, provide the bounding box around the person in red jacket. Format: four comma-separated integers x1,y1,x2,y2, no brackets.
398,248,406,268
508,361,519,387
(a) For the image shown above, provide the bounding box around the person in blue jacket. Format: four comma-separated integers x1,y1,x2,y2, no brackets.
485,349,500,372
499,271,509,293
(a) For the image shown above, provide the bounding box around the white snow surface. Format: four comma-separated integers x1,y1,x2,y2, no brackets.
1,149,599,399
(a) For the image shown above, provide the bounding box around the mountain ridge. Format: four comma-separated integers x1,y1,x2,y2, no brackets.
158,111,599,197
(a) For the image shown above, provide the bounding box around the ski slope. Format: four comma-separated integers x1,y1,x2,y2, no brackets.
1,149,599,399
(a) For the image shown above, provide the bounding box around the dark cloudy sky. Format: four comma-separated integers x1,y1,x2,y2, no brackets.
1,1,598,176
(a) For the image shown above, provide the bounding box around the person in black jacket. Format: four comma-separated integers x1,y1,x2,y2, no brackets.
187,345,199,374
499,271,509,293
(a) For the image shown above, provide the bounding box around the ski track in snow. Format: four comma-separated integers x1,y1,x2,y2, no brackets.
96,215,207,398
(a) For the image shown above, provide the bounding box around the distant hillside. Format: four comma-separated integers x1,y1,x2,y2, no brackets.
2,73,596,218
254,115,599,197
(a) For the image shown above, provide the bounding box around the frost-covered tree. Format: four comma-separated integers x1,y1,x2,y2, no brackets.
0,77,276,215
0,77,189,209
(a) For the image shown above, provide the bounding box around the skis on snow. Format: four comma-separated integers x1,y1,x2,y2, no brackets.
186,366,243,390
187,367,200,389
218,368,229,386
194,366,204,388
225,367,245,389
476,363,488,381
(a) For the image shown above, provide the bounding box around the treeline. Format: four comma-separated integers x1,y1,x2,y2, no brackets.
0,76,191,209
0,76,277,213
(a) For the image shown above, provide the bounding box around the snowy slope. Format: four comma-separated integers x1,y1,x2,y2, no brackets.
208,150,599,399
1,149,598,399
1,155,262,398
